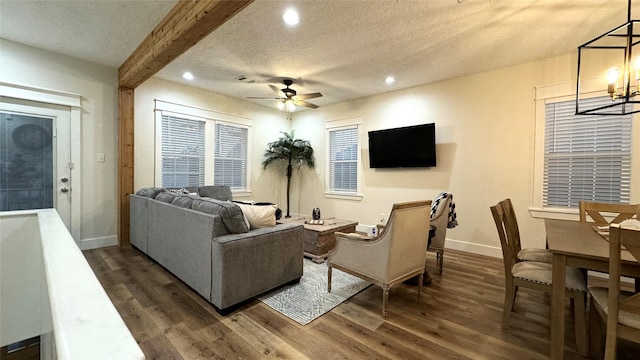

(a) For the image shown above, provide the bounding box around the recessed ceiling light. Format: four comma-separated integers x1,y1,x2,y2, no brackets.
182,72,194,80
283,8,299,26
385,76,395,85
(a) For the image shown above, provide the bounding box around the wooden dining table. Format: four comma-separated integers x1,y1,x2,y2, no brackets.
545,219,640,360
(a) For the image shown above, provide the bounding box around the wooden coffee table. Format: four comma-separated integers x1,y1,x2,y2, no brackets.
278,217,357,263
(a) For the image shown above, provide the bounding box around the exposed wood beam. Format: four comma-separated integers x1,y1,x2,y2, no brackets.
118,0,254,88
117,0,254,246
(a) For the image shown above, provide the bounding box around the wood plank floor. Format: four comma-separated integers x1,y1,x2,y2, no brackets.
83,247,639,359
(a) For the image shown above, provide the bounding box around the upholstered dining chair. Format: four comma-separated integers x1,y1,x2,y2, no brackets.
327,200,431,317
578,201,640,226
501,198,552,263
588,221,640,360
490,201,587,351
428,193,451,274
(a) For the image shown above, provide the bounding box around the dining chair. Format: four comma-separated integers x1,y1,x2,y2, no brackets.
428,192,452,274
327,200,431,317
500,199,552,263
490,201,587,350
578,201,640,226
588,221,640,360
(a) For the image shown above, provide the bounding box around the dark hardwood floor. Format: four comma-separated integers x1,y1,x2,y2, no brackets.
83,247,638,359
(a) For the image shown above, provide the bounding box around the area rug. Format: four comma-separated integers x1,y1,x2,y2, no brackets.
258,259,370,325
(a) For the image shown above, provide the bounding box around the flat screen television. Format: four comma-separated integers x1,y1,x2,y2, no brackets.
368,123,436,168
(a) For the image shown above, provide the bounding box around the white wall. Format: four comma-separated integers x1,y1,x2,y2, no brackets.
0,39,119,248
134,77,293,203
291,52,640,257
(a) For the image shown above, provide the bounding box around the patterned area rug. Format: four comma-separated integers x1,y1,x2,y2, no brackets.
258,259,371,325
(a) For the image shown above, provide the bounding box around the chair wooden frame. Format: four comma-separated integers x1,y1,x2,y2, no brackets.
327,200,431,317
428,193,451,274
578,201,640,226
604,223,640,359
490,201,587,351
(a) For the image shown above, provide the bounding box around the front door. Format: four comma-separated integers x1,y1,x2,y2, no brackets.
0,98,71,229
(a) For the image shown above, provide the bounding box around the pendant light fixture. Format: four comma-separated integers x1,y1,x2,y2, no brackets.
576,0,640,115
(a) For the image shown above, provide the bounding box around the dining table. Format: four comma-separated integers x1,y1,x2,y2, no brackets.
545,218,640,360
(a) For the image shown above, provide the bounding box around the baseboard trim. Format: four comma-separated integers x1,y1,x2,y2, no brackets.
445,238,502,259
80,235,118,250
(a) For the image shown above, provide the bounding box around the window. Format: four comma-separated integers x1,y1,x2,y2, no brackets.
214,123,248,190
161,114,205,187
543,96,632,208
328,126,359,193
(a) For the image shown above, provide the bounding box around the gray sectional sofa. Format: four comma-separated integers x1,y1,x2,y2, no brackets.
129,185,304,312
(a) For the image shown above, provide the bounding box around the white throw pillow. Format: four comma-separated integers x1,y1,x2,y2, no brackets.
234,202,277,229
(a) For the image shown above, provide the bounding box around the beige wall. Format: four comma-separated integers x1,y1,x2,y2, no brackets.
0,39,119,248
291,52,639,256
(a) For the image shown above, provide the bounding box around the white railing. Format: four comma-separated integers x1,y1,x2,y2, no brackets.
0,209,144,359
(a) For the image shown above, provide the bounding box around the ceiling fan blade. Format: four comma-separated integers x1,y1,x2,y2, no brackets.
269,84,286,97
294,99,319,109
294,92,322,100
247,96,286,100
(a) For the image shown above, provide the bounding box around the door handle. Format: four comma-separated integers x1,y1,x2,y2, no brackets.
61,187,69,193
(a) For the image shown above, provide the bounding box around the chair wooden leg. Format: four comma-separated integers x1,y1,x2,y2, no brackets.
502,282,517,329
573,292,588,356
437,250,443,275
327,266,332,292
418,273,424,299
589,298,606,358
382,286,389,318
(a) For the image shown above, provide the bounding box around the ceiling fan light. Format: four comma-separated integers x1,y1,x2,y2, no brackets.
285,100,296,112
277,101,285,111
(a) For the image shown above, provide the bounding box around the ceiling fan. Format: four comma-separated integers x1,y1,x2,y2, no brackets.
248,79,322,112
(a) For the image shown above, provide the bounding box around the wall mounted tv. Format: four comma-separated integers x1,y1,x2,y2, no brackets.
368,123,436,168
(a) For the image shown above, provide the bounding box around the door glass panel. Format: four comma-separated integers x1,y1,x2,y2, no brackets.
0,112,54,211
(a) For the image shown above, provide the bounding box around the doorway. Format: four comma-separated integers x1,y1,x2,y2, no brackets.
0,98,71,230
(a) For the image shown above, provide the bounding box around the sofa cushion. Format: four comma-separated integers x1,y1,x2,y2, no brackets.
234,202,278,229
136,187,165,198
155,192,176,203
171,194,198,208
191,198,249,234
198,185,232,201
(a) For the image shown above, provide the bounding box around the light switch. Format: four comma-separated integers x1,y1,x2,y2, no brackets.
97,153,105,162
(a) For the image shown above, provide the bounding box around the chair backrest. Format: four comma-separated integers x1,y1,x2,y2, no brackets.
385,200,432,278
500,198,523,256
578,201,640,226
429,194,452,250
490,201,517,278
605,222,640,355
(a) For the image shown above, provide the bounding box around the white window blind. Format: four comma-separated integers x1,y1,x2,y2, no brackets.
329,127,358,193
543,97,632,207
214,123,248,190
161,115,205,187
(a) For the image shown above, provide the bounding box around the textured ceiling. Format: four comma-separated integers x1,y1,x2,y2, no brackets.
1,0,638,111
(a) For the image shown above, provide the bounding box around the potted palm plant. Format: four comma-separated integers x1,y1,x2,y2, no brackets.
262,130,315,218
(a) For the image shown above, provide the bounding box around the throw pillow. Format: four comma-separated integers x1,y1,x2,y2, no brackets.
166,188,190,195
233,202,277,229
191,198,249,234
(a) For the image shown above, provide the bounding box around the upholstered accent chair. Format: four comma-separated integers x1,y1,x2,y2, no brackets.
428,193,451,274
327,200,432,317
588,221,640,360
490,200,587,352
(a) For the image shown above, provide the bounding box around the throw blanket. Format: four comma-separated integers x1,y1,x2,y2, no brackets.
430,191,458,228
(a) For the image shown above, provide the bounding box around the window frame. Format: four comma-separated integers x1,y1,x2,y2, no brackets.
154,100,252,195
530,81,639,220
325,117,363,200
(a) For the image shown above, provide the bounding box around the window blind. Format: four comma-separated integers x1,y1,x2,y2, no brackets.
543,96,632,207
329,127,358,193
161,115,205,187
214,123,248,190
